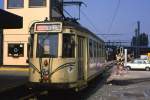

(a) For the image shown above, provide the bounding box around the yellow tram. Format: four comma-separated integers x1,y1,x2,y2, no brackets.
28,19,107,91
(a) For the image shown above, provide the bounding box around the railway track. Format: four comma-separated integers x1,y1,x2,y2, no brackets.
0,83,80,100
0,76,109,100
0,84,47,100
0,64,114,100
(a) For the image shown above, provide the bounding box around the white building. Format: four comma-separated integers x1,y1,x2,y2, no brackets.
3,0,63,66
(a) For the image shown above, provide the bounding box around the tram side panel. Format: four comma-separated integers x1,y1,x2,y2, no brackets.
87,37,106,81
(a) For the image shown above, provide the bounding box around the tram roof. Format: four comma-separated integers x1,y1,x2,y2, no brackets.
0,9,23,29
34,18,104,42
62,19,104,42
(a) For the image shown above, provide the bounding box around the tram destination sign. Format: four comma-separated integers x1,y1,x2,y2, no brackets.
34,22,62,32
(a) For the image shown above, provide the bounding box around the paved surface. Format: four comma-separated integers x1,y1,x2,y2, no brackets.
111,71,150,80
0,67,28,92
87,71,150,100
0,67,150,100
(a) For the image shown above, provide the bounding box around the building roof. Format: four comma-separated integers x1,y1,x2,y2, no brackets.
0,9,23,29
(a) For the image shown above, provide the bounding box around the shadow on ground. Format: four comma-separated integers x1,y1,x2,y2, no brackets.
110,78,150,86
39,71,111,100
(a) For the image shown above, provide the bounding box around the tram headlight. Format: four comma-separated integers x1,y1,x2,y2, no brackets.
44,60,48,66
42,60,49,76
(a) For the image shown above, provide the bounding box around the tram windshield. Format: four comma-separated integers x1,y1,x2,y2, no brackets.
37,33,58,58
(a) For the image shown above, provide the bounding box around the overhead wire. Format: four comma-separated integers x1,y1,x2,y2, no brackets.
107,0,121,34
80,9,102,34
63,0,100,34
63,8,73,18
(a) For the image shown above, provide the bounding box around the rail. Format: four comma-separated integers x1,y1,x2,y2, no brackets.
0,84,46,100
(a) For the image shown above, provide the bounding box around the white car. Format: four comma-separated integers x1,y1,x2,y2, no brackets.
125,59,150,71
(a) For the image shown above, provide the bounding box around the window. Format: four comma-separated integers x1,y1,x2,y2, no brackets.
7,0,24,8
102,44,105,57
62,34,75,58
94,41,97,58
37,33,58,58
29,34,34,58
29,0,46,7
97,43,100,57
102,44,104,57
8,43,24,57
97,42,99,57
89,39,93,57
137,60,143,64
99,44,102,57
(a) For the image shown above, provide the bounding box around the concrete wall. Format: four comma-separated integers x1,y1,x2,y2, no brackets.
3,0,50,65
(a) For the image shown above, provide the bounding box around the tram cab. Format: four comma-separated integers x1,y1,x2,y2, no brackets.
28,20,87,89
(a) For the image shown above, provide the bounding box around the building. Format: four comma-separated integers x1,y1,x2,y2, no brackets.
3,0,63,66
0,9,23,66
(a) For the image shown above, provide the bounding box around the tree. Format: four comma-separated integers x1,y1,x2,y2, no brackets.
131,36,136,46
139,33,148,46
131,32,149,46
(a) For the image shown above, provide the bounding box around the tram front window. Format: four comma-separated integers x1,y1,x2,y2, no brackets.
37,34,58,58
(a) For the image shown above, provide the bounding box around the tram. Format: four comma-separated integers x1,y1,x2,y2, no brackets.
28,18,107,91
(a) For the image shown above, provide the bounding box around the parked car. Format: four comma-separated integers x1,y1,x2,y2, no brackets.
124,59,150,71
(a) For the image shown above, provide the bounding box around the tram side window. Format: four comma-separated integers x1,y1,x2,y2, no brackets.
62,34,75,58
94,41,97,58
97,43,99,57
89,39,93,58
103,45,106,57
97,42,99,57
99,43,102,57
101,44,104,57
99,44,102,57
7,0,24,8
37,34,58,57
102,44,105,57
99,44,101,57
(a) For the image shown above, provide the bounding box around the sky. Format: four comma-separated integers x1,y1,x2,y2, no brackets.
0,1,2,9
65,0,150,44
0,0,150,44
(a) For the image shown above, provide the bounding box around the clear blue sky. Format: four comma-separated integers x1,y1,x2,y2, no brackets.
0,0,150,44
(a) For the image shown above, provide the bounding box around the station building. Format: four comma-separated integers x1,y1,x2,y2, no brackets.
0,9,23,66
3,0,63,66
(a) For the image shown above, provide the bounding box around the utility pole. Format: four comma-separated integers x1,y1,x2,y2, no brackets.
137,21,140,36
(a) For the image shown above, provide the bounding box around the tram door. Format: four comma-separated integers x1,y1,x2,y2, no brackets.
77,36,85,80
0,30,3,65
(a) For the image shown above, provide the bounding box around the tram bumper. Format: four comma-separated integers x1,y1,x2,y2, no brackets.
28,82,78,90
